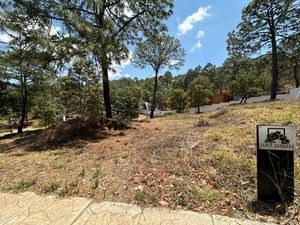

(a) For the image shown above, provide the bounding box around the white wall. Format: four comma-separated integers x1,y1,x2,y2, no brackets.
290,88,300,99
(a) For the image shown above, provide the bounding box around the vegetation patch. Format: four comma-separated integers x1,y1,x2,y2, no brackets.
43,181,60,193
7,178,37,192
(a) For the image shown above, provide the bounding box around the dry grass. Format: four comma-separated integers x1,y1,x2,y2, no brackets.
0,99,300,224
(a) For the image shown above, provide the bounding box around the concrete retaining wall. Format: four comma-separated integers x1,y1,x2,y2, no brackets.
290,88,300,99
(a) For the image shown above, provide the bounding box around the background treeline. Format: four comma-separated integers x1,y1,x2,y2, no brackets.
0,0,299,132
1,53,298,122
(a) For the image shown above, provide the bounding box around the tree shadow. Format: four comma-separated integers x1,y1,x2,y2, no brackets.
0,129,43,153
0,129,112,153
25,132,110,152
0,129,43,140
0,117,131,153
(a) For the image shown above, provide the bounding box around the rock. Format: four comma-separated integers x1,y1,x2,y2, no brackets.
159,200,169,206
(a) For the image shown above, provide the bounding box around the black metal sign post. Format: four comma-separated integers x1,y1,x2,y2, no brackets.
257,125,296,203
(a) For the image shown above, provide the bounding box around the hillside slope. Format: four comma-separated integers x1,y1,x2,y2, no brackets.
0,99,299,224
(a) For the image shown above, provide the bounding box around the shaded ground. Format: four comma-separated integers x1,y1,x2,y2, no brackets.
0,99,300,224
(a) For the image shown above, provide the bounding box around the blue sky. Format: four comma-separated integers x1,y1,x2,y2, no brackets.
0,0,251,79
117,0,251,80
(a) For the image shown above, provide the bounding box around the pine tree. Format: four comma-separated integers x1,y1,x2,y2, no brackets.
227,0,299,99
132,34,185,118
27,0,174,118
0,1,59,133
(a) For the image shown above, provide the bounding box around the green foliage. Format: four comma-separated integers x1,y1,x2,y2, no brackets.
32,85,64,127
227,0,299,99
132,34,185,118
188,76,213,108
56,58,104,117
183,67,201,90
92,168,100,189
134,190,146,204
43,181,61,193
227,0,298,56
0,81,20,117
111,79,142,118
132,35,185,71
201,63,219,91
0,0,60,132
222,56,270,100
170,88,189,113
45,0,173,117
1,0,299,128
278,35,300,88
156,86,172,110
8,178,37,192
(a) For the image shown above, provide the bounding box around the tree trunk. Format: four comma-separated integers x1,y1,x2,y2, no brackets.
293,59,299,88
101,54,112,118
197,105,200,114
150,70,159,119
240,96,245,104
270,32,279,100
18,76,27,133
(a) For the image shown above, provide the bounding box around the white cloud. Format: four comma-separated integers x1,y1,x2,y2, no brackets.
178,6,210,35
0,30,20,43
110,68,131,79
110,51,132,79
50,25,61,36
124,2,134,17
0,25,62,44
0,33,13,43
196,30,205,39
190,40,202,52
27,24,61,37
169,59,180,66
110,71,131,79
151,73,162,78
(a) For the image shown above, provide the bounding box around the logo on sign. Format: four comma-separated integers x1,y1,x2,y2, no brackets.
260,128,295,150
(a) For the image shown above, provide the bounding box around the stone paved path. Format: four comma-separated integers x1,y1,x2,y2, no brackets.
0,192,275,225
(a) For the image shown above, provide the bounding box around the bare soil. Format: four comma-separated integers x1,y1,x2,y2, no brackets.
0,99,300,224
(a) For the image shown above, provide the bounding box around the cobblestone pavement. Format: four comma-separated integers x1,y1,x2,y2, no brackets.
0,192,275,225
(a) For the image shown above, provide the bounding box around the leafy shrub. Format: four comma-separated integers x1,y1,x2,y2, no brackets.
112,86,142,118
8,178,37,192
43,181,60,193
170,88,189,113
32,90,65,128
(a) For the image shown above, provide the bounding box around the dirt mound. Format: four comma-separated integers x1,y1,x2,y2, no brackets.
31,117,128,149
209,108,228,119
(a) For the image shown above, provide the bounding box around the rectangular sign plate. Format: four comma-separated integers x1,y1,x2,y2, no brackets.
258,125,297,151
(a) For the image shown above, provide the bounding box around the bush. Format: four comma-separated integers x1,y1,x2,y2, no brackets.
32,94,64,128
170,88,189,113
43,181,60,193
112,86,142,118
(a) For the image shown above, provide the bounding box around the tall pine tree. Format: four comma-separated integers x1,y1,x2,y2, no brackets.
227,0,299,99
26,0,174,118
